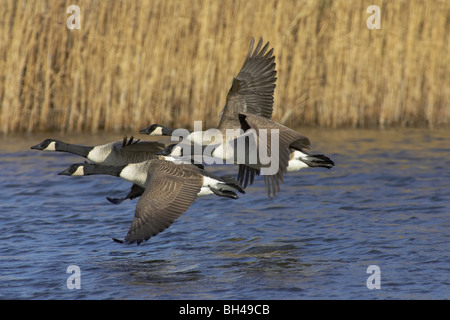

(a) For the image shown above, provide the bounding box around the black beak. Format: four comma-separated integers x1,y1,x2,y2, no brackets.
139,127,151,135
58,168,72,175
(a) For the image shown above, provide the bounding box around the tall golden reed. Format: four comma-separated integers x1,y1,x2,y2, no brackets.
0,0,448,134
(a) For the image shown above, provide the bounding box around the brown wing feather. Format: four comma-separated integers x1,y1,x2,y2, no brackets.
104,141,166,165
124,161,203,244
120,141,165,153
240,113,311,150
218,37,277,131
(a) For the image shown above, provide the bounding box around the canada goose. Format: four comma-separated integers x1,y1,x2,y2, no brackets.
157,113,334,198
160,140,335,173
240,114,334,190
107,155,208,205
32,136,165,206
31,136,165,166
58,159,245,244
235,113,334,190
139,37,276,143
232,112,321,198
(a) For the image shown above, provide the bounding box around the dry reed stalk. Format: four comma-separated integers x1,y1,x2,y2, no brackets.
0,0,448,134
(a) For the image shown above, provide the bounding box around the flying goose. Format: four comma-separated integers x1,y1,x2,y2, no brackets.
31,136,166,204
232,112,319,198
160,131,334,182
58,159,245,244
235,113,334,193
157,112,334,198
31,136,165,166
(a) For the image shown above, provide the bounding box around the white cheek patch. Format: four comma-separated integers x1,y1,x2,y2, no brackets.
151,127,163,136
44,141,56,151
172,146,183,156
72,166,85,176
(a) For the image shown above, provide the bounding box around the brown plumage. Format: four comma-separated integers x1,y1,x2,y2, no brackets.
124,160,204,244
58,158,244,244
141,37,277,137
218,37,277,132
237,113,311,199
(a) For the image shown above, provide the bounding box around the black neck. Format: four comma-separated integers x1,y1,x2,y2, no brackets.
162,127,176,135
83,163,126,177
55,141,93,158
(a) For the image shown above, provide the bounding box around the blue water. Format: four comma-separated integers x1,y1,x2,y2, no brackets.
0,128,449,299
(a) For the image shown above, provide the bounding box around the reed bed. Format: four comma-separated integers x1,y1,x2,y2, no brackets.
0,0,448,134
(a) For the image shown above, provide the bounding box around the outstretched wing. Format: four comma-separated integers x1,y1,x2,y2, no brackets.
123,162,203,244
218,37,277,130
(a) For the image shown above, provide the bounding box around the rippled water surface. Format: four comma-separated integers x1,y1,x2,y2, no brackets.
1,128,449,299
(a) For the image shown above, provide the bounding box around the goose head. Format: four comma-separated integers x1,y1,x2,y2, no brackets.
58,162,126,177
139,124,174,136
31,139,59,151
156,143,184,157
58,163,86,176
